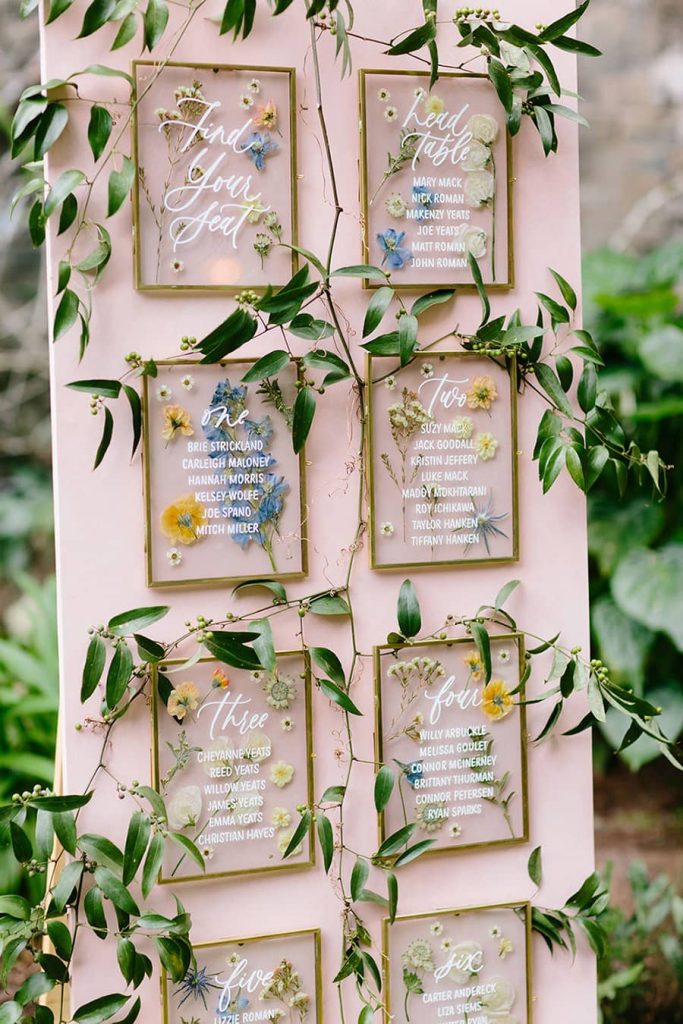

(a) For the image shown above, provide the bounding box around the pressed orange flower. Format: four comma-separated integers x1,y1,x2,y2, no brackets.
466,375,498,411
167,680,200,721
464,650,484,682
481,678,514,721
162,404,194,443
160,494,205,545
211,668,230,689
253,100,277,129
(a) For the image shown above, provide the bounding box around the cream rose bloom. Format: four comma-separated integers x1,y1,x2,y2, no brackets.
461,139,490,171
482,977,516,1014
464,169,495,208
242,729,272,763
463,226,488,259
167,785,202,830
467,113,499,145
446,941,484,983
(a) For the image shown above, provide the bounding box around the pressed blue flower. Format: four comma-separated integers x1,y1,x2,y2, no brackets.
412,184,437,219
174,965,221,1009
242,131,278,171
395,758,423,788
469,494,508,555
377,228,413,270
244,415,274,447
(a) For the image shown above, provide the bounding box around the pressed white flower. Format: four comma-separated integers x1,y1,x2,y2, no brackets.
170,258,184,273
481,977,516,1014
380,522,395,537
498,937,515,959
449,822,462,838
452,415,474,439
447,941,484,984
384,375,396,390
420,362,434,379
385,193,408,219
467,113,499,145
157,384,172,401
464,169,495,208
377,87,391,101
250,670,265,683
424,94,445,115
181,374,195,391
414,87,425,99
430,922,444,936
248,78,261,93
167,785,202,830
271,807,291,829
166,548,182,566
280,716,294,731
245,198,266,224
463,225,488,259
474,431,499,461
270,760,295,788
226,952,241,966
441,937,453,951
461,139,491,171
490,925,502,938
239,94,254,109
498,648,511,664
202,847,214,861
384,106,398,122
242,729,272,764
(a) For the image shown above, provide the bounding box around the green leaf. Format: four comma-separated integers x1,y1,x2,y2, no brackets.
143,0,168,49
79,0,116,37
123,812,151,885
78,833,124,874
204,633,261,671
135,633,166,663
168,832,206,872
107,157,135,217
117,938,135,985
155,938,190,983
488,57,513,112
565,446,585,490
639,325,683,383
122,383,142,457
538,0,590,41
386,870,398,923
393,839,434,866
93,867,139,916
251,617,276,673
93,406,114,470
528,845,543,886
376,823,415,858
35,809,55,861
577,364,597,413
30,793,93,812
0,896,30,920
331,264,388,282
289,315,335,342
350,856,369,901
534,103,556,156
73,994,130,1024
141,832,164,899
320,785,345,803
81,633,107,701
374,765,394,813
316,813,334,872
241,351,290,383
397,579,421,638
536,291,570,324
84,887,108,939
54,288,79,341
292,386,316,454
410,289,455,317
67,379,121,399
52,811,77,855
197,308,257,362
494,579,520,610
534,362,574,418
44,169,85,219
611,545,683,651
0,1003,22,1024
47,920,73,961
232,578,288,604
35,103,69,159
16,971,55,1007
468,251,490,325
549,269,577,310
387,19,435,55
105,641,133,708
309,594,350,616
319,678,362,716
363,286,394,337
108,606,169,636
309,647,345,686
398,313,418,367
112,11,138,49
58,193,78,236
282,810,311,858
52,860,85,913
9,822,32,863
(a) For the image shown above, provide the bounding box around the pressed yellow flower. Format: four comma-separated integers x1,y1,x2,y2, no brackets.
272,807,291,829
498,937,514,959
424,94,445,115
270,760,294,788
482,678,514,721
466,375,498,411
464,650,484,682
160,494,205,545
474,431,499,461
167,681,200,721
161,404,193,443
254,100,277,129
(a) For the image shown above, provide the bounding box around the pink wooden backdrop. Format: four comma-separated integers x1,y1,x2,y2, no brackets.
41,1,596,1020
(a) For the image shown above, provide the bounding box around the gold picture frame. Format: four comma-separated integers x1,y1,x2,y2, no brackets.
373,633,529,857
359,68,514,291
366,351,520,570
382,902,532,1024
151,651,315,885
161,928,323,1024
132,60,299,293
142,357,309,589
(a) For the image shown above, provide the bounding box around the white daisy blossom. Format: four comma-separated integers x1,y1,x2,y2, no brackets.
157,385,172,401
239,94,254,109
249,78,261,93
166,548,182,566
384,106,398,122
181,375,195,391
381,522,395,537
